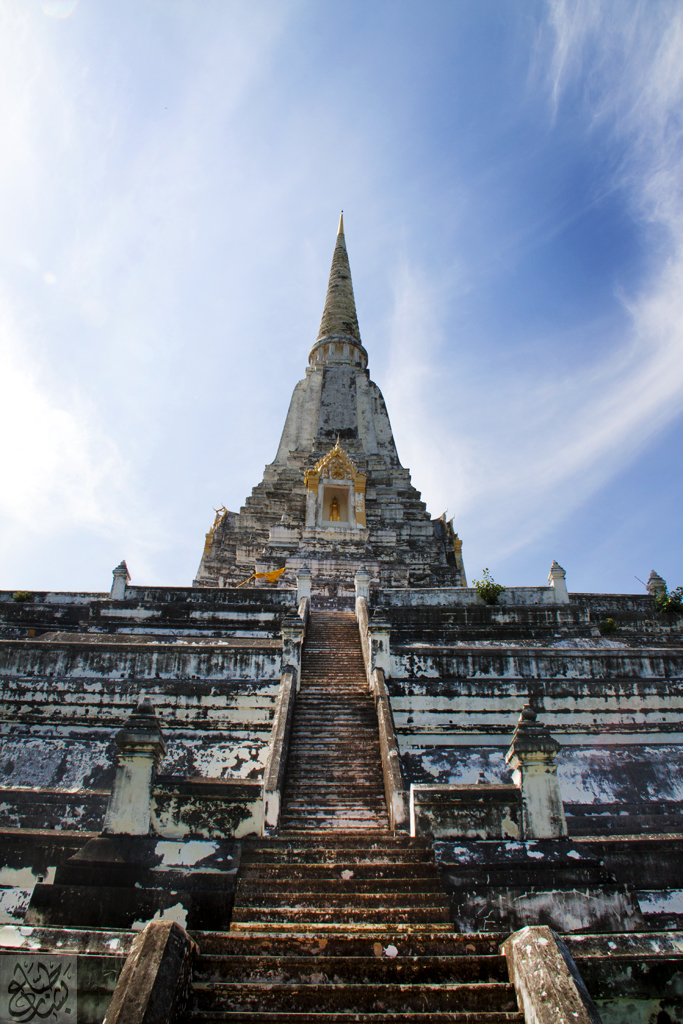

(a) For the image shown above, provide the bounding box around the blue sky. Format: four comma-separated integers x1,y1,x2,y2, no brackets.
1,0,682,595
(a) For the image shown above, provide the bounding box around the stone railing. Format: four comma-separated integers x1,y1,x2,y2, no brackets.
355,589,408,830
262,666,298,832
262,593,310,831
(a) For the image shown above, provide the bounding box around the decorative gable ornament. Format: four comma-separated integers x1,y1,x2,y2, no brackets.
304,439,367,528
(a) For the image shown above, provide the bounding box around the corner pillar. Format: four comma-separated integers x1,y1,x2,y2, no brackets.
111,560,131,600
547,560,569,604
505,705,567,839
647,570,667,599
103,700,167,836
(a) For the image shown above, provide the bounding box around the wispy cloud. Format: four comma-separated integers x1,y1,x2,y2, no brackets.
387,1,683,571
0,290,123,532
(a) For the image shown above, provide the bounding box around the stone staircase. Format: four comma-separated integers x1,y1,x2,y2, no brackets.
180,611,523,1023
280,610,389,832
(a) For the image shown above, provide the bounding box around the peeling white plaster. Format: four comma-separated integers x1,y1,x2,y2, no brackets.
155,841,217,867
0,867,54,888
637,889,683,916
0,925,34,948
0,889,32,924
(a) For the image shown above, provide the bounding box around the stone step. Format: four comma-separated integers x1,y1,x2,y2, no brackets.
288,722,378,729
286,735,380,741
284,763,383,771
282,782,384,791
183,1012,524,1023
285,755,382,762
229,921,457,935
237,878,446,895
281,789,385,798
286,750,378,755
282,787,384,794
285,747,382,755
192,955,509,985
278,786,385,794
277,812,388,819
277,821,389,832
285,747,381,755
240,845,432,861
281,800,386,810
189,981,518,1013
192,930,506,957
235,893,451,910
278,813,388,822
239,855,432,868
238,864,440,881
230,907,452,925
281,790,385,798
284,770,382,777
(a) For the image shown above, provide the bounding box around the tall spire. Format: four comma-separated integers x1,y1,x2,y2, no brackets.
316,212,362,344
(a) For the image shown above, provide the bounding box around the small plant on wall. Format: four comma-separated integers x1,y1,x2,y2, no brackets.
655,585,683,615
599,618,619,634
12,591,32,602
472,568,505,605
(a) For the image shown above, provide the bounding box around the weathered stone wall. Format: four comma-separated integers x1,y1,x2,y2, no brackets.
0,633,285,837
377,594,683,835
388,647,683,738
0,587,297,639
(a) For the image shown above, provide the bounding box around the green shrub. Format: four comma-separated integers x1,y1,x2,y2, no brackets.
472,568,505,606
599,618,619,635
655,585,683,615
12,591,33,602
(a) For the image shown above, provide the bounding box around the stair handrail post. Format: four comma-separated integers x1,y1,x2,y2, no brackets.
296,565,311,604
355,595,372,682
502,926,603,1023
103,920,197,1024
505,705,567,839
281,613,305,686
297,595,310,630
354,566,371,603
368,612,391,677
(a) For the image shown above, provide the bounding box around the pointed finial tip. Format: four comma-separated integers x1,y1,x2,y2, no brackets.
338,211,344,234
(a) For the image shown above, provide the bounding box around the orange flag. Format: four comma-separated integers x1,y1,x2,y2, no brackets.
237,566,287,588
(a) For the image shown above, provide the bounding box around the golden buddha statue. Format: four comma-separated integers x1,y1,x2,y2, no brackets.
329,496,341,521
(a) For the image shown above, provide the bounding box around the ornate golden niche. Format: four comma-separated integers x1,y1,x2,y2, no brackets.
304,439,366,528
